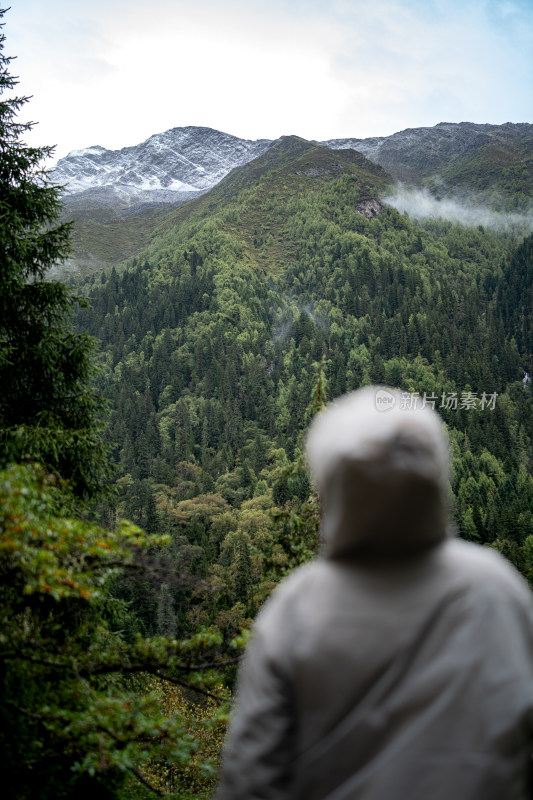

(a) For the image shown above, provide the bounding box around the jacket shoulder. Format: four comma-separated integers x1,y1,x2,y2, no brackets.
440,538,532,601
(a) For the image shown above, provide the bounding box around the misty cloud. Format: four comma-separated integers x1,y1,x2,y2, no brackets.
271,301,328,344
383,185,533,233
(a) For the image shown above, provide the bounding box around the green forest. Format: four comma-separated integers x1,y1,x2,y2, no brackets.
1,10,533,798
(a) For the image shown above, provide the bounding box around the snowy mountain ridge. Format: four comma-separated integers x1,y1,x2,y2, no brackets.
54,126,272,207
54,121,533,212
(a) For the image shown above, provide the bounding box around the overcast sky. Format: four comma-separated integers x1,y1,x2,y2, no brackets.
5,0,533,162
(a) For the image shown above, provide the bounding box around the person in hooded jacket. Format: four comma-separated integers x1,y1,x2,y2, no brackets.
216,386,533,800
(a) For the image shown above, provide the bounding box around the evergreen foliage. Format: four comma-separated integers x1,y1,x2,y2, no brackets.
0,11,109,500
0,15,238,799
0,463,237,799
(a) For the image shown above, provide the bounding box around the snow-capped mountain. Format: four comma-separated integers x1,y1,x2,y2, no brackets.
55,122,533,213
54,126,272,209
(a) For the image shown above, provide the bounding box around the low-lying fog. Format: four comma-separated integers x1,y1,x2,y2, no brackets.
383,185,533,233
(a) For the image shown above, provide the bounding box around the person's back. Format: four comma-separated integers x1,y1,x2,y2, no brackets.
216,387,533,799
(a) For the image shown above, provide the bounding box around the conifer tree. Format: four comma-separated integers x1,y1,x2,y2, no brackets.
233,533,252,605
0,9,109,499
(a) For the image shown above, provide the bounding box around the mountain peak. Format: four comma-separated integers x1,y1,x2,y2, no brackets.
55,126,272,201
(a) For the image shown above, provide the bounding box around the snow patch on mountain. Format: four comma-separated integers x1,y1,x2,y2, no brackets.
54,126,272,204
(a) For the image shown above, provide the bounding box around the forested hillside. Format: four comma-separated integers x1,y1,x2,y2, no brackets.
58,122,533,274
71,137,533,660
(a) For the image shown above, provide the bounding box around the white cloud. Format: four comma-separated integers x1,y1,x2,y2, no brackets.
5,0,533,160
384,185,533,233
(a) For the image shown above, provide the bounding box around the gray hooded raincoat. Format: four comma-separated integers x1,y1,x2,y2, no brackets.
216,387,533,800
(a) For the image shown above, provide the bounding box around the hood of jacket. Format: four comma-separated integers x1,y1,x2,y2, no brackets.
305,386,450,559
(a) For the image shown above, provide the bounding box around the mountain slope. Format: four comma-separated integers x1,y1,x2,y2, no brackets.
54,126,271,273
154,136,389,224
325,121,533,194
57,122,533,274
142,136,391,278
58,136,390,275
